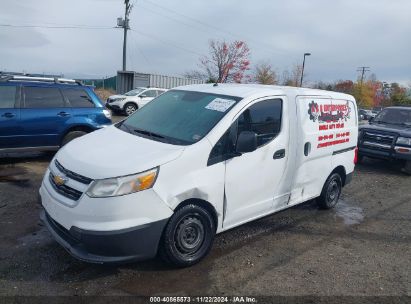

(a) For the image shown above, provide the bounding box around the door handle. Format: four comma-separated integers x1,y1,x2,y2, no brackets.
1,112,15,118
57,111,71,117
273,149,286,159
304,142,311,156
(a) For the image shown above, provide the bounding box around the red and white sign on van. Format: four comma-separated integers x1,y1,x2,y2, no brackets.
308,100,352,149
308,101,351,123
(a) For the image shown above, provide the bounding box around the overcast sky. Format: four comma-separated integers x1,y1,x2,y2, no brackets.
1,0,410,84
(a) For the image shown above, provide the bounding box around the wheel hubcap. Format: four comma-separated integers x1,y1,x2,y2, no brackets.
175,216,204,255
327,179,340,204
126,105,136,115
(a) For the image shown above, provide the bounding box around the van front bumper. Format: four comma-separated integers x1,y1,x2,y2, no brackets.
41,209,168,264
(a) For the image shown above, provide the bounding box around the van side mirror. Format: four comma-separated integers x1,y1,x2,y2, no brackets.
368,117,374,123
236,131,258,153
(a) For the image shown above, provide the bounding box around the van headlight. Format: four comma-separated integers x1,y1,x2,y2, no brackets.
396,137,411,146
86,168,158,198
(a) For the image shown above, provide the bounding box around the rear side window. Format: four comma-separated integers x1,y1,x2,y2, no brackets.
237,99,282,147
62,89,95,108
156,90,166,96
24,87,65,108
0,85,16,108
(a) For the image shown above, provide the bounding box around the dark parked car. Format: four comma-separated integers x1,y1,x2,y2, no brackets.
358,106,411,174
358,109,375,120
0,75,112,153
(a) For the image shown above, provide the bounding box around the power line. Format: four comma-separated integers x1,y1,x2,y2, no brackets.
1,21,203,58
137,4,219,38
130,29,203,57
141,0,289,56
142,0,240,38
0,23,114,29
128,30,154,71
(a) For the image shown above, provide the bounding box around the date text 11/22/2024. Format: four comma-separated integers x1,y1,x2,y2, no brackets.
150,296,257,303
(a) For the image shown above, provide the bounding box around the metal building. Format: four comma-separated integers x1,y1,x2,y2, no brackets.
116,71,204,94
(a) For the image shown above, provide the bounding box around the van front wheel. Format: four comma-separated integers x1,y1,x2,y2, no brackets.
159,204,215,267
317,173,342,209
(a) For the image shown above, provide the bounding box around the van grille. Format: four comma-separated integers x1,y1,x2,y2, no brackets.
362,132,394,150
55,160,92,184
49,172,83,201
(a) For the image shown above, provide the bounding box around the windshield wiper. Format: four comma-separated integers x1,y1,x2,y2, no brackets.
133,128,191,145
117,121,133,134
133,128,165,139
374,121,411,127
397,122,411,127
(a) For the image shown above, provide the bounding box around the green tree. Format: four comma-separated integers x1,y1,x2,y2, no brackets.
390,83,411,106
254,62,278,85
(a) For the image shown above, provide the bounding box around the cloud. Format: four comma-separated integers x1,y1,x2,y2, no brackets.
0,0,410,84
0,29,49,48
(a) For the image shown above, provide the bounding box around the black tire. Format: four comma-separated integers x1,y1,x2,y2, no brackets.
402,160,411,175
124,102,138,116
61,131,87,146
159,204,215,267
317,173,343,209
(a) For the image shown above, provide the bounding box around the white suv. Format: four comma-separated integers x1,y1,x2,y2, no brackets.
106,87,167,116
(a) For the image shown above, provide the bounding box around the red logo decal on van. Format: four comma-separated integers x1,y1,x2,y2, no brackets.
308,101,351,123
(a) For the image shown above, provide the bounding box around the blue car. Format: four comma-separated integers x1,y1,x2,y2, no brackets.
0,75,112,153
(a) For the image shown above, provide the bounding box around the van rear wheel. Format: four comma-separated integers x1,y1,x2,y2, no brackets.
317,173,342,209
159,204,215,267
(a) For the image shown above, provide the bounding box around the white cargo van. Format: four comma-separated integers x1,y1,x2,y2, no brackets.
40,84,358,267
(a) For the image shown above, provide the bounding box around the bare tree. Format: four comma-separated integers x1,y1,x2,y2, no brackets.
281,70,292,86
200,39,251,83
291,64,303,87
254,62,278,85
183,70,207,81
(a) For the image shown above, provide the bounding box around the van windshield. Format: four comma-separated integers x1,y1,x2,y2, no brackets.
117,90,242,145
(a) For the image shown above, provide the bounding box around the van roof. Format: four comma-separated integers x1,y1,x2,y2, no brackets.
174,83,355,101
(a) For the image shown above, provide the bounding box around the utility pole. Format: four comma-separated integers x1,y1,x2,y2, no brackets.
356,66,370,108
118,0,133,71
357,66,370,84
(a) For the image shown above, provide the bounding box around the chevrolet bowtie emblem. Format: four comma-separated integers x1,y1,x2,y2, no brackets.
53,174,67,186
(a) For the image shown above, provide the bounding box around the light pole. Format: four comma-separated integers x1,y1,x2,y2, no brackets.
300,52,311,87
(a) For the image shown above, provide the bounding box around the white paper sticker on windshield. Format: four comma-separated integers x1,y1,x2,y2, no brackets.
205,98,236,112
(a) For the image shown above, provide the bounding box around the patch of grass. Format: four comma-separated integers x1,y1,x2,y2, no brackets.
94,88,115,102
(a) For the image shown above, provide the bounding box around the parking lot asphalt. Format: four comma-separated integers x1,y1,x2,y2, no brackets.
0,116,410,298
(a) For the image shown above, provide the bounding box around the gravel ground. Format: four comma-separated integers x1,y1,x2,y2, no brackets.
0,120,410,300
